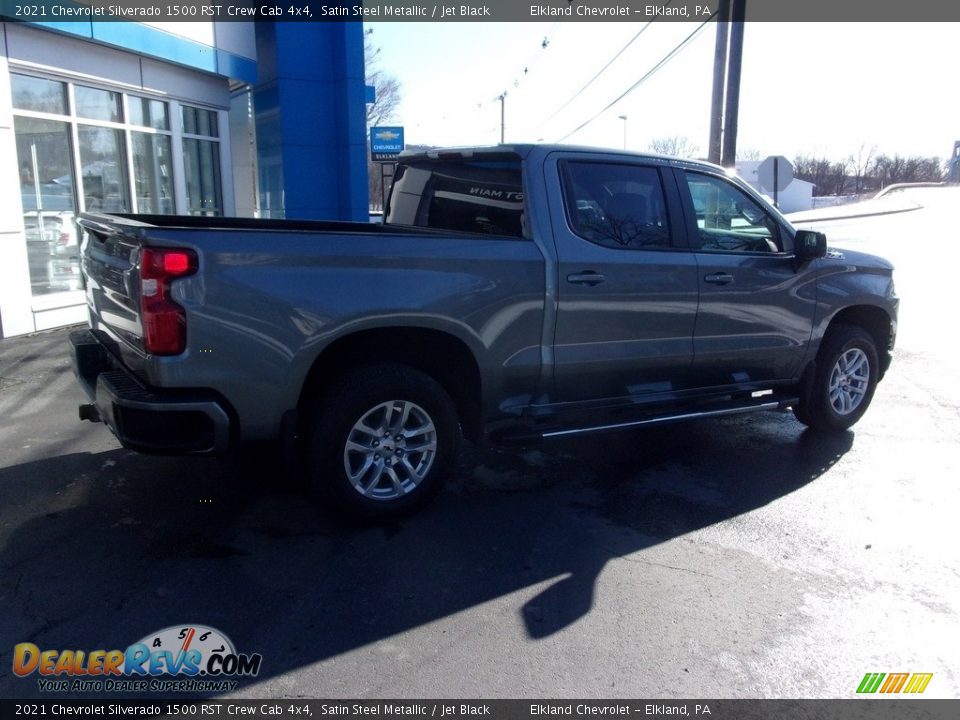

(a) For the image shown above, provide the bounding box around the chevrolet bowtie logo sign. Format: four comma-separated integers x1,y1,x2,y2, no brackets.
857,672,933,694
371,126,405,162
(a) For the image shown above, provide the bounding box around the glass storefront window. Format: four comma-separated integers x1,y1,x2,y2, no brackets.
75,85,122,123
182,105,218,137
10,74,228,298
78,126,130,212
132,133,175,214
183,138,222,216
129,97,169,130
14,116,79,296
11,74,67,115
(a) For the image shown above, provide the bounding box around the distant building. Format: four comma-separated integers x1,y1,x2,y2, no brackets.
735,160,814,214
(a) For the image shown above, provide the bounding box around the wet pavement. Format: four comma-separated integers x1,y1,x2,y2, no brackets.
1,187,958,699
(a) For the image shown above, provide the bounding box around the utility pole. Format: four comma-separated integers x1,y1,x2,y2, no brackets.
618,115,628,149
721,0,746,168
708,0,730,164
708,0,746,168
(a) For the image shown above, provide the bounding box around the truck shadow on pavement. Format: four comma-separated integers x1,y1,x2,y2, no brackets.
0,413,852,697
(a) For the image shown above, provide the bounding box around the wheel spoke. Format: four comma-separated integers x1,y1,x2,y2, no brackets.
404,420,435,438
401,456,426,481
405,438,438,453
847,354,868,378
357,417,383,438
396,402,413,432
362,458,387,494
384,465,404,495
345,440,372,454
837,355,848,374
347,454,375,484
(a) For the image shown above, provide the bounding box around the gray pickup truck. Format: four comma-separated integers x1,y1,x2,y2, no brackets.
72,144,898,517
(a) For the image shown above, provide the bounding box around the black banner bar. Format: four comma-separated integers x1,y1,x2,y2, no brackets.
3,0,960,22
0,700,955,720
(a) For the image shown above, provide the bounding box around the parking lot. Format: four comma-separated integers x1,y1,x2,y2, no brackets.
1,187,958,699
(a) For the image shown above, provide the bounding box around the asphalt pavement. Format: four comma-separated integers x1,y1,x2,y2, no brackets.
1,188,957,700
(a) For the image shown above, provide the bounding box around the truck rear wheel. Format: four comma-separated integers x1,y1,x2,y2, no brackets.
302,363,461,519
795,324,879,433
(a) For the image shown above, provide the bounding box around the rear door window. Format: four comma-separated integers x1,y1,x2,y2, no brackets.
386,156,525,238
561,161,674,250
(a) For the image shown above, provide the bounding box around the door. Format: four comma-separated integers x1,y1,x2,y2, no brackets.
677,169,817,387
547,156,700,405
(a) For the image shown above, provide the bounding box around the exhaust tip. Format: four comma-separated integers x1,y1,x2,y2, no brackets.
79,404,101,423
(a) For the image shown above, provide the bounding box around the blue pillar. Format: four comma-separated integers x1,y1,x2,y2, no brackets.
253,21,369,221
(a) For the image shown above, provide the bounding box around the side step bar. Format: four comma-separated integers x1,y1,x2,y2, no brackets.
496,397,798,444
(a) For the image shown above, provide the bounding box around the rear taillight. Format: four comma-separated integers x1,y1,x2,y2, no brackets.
139,248,197,355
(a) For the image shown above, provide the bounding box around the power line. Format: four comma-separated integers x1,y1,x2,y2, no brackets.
513,22,563,90
488,22,563,105
555,17,714,144
537,2,675,128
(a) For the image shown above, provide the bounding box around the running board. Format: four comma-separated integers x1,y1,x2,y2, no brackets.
496,397,798,443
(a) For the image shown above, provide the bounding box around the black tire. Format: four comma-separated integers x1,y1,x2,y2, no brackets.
302,363,461,519
794,324,879,433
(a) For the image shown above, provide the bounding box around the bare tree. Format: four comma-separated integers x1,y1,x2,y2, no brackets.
831,159,849,197
365,30,402,128
872,155,906,189
737,147,763,161
850,143,876,195
796,148,944,197
648,136,700,159
794,155,835,196
365,29,403,211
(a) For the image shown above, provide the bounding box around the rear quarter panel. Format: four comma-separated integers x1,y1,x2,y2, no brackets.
142,229,546,440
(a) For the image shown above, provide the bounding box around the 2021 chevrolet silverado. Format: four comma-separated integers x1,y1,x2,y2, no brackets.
71,144,898,517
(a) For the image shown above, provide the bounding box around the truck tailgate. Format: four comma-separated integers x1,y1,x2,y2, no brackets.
78,213,150,369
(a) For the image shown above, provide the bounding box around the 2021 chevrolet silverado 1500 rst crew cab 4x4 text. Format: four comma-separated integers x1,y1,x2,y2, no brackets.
71,144,898,517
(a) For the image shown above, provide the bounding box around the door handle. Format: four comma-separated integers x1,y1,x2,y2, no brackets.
704,272,734,285
566,271,606,286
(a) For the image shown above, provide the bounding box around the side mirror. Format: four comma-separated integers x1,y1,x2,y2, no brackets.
794,229,827,260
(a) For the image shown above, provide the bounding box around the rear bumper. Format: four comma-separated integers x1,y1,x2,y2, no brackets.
70,329,232,455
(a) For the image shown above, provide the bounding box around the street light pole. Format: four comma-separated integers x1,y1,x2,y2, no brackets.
498,93,506,144
618,115,628,150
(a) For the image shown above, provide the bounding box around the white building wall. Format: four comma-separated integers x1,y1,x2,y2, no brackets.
769,180,814,214
736,160,815,214
0,23,247,338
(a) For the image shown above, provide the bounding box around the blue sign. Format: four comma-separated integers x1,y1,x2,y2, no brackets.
371,126,405,161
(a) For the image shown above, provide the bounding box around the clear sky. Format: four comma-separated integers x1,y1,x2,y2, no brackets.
364,21,958,162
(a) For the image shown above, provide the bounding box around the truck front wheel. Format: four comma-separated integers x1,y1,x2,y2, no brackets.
794,324,879,433
302,363,461,518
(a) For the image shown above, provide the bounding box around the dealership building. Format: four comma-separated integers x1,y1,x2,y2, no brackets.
0,18,369,337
